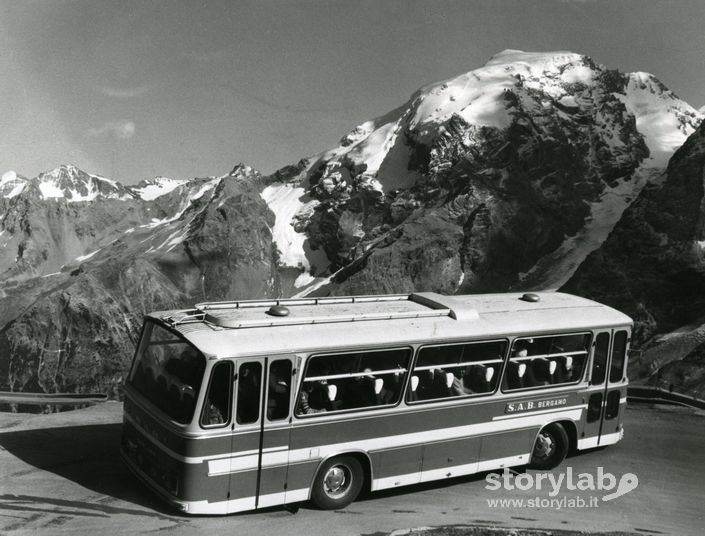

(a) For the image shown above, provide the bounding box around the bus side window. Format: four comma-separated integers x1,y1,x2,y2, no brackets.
296,348,411,416
237,362,262,425
609,331,628,383
591,333,609,385
503,333,590,392
410,340,506,402
267,360,292,421
201,361,233,427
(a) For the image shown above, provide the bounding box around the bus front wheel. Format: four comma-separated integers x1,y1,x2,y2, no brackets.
311,455,364,510
530,423,569,470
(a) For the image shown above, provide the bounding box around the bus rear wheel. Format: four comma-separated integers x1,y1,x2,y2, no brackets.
311,455,363,510
530,423,569,470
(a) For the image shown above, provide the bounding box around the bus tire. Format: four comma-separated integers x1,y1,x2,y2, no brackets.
530,423,569,470
311,455,364,510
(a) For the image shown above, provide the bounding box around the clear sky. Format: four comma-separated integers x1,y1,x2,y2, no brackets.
1,0,703,184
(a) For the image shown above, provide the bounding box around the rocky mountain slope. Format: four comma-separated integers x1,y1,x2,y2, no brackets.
0,164,280,397
564,121,705,390
0,49,702,399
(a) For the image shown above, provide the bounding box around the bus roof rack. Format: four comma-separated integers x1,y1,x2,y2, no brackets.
191,293,479,330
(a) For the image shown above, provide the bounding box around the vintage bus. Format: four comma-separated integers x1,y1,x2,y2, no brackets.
120,291,631,514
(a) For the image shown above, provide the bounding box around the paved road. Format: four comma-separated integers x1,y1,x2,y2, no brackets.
0,402,703,536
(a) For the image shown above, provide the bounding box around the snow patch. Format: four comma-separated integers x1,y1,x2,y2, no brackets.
260,183,311,268
141,217,174,229
75,249,101,262
38,180,66,200
156,226,190,252
294,271,317,288
132,177,187,201
291,267,345,298
1,171,27,197
558,95,578,108
619,72,702,165
190,181,217,201
486,49,583,71
560,64,594,84
412,68,515,132
347,119,402,176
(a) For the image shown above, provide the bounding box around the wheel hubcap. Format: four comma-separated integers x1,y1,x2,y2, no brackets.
323,465,349,498
535,432,556,460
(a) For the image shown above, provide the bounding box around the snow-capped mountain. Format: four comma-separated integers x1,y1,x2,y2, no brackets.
1,164,137,202
0,165,229,282
32,165,134,202
308,50,697,192
261,50,700,297
0,171,28,199
1,50,703,400
0,163,276,397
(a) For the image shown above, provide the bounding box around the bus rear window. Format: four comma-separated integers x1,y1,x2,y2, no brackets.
128,320,206,424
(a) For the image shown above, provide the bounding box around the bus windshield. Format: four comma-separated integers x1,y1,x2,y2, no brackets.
127,320,206,424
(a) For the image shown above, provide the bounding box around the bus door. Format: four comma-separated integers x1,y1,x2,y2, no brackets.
603,330,629,442
256,355,296,508
583,331,609,446
227,356,296,512
227,358,265,513
583,330,628,447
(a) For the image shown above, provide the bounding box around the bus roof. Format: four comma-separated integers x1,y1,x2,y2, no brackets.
148,292,632,359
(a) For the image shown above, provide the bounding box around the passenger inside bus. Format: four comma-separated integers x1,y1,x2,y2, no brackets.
553,355,575,383
417,368,450,399
202,362,233,426
267,360,291,420
532,358,555,385
449,369,472,396
378,372,400,405
298,381,328,414
466,365,496,393
345,368,379,408
236,363,261,424
505,361,527,389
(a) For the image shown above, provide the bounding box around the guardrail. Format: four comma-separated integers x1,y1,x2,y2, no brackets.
627,386,705,411
0,391,108,406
